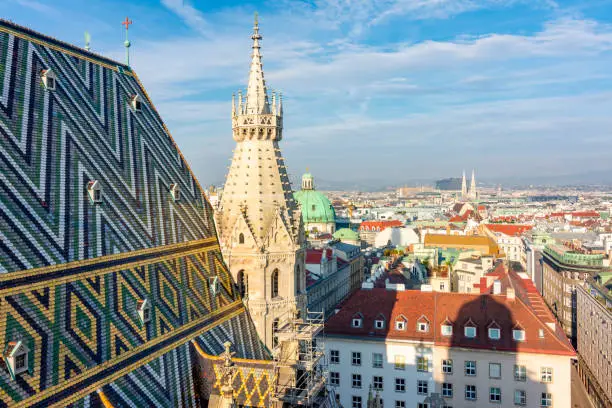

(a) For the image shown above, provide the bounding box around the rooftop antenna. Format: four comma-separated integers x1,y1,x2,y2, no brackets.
122,16,133,66
84,31,91,51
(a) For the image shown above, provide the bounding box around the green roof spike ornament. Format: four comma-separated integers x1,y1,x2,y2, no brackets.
84,31,91,51
122,17,133,66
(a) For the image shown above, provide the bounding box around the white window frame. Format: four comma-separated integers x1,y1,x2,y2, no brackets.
416,356,429,372
417,322,429,332
465,361,476,376
395,377,406,393
373,375,383,391
489,387,501,403
374,319,385,329
352,395,362,408
330,349,340,364
488,327,501,340
351,373,362,389
514,390,526,406
351,352,361,366
465,385,477,400
489,363,502,379
464,326,477,338
512,329,526,341
442,359,453,374
394,355,406,370
540,392,552,407
395,320,406,331
540,367,553,383
41,69,57,90
441,324,453,336
137,299,151,324
352,318,362,328
170,183,181,202
372,353,383,368
417,380,428,395
442,382,453,397
330,371,340,386
514,364,526,382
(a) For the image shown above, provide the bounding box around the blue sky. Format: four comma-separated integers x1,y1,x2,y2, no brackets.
4,0,612,186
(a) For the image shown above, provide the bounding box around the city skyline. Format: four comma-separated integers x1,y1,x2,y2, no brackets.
5,0,612,186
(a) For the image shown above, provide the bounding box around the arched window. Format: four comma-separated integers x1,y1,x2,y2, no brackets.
238,233,245,244
296,264,302,293
271,269,279,298
237,270,246,298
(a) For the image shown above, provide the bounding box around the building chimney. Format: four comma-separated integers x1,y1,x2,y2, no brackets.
506,288,515,301
493,280,502,295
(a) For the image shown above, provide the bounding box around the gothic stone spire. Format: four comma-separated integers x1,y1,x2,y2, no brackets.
245,13,270,115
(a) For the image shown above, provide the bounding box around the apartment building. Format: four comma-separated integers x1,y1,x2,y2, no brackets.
576,279,612,408
324,283,575,408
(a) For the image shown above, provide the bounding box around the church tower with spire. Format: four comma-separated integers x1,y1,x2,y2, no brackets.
461,170,467,198
470,169,477,199
215,16,306,349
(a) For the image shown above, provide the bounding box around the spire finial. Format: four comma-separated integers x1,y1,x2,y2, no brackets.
254,11,259,27
245,14,269,114
84,31,91,51
122,17,133,66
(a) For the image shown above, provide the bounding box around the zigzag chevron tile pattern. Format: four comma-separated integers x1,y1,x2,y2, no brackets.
0,19,268,407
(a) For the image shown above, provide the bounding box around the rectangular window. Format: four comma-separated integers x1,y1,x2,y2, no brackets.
330,372,340,386
540,367,553,383
330,350,340,364
373,376,383,391
514,365,526,382
352,374,362,388
464,361,476,376
417,380,428,395
540,393,552,407
417,404,429,408
395,320,406,330
352,352,362,366
417,357,429,372
352,318,362,328
442,359,453,374
513,329,525,341
352,396,362,408
373,353,383,368
395,378,406,393
395,401,405,408
441,325,453,336
465,385,477,401
488,328,501,340
442,383,453,398
489,363,501,379
514,390,526,406
395,355,406,370
489,387,501,403
464,327,476,338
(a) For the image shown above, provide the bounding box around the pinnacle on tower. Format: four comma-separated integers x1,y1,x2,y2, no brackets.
245,12,270,115
461,170,467,197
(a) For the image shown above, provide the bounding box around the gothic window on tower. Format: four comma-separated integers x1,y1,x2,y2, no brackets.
237,270,246,298
272,318,279,348
239,233,245,244
271,269,279,298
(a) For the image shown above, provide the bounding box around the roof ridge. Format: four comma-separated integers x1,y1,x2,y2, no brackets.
0,18,129,69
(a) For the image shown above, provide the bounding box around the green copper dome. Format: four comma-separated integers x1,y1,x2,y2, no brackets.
293,172,336,225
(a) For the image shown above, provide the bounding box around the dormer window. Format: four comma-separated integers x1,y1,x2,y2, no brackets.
488,321,501,340
130,94,142,112
352,318,362,328
513,329,526,342
170,183,180,202
464,320,477,338
441,324,453,336
87,180,102,204
374,314,385,330
488,328,501,340
395,316,407,331
417,316,430,332
137,299,151,324
41,69,56,90
4,341,29,378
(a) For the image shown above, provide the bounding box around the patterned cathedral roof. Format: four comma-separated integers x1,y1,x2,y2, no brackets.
0,19,267,407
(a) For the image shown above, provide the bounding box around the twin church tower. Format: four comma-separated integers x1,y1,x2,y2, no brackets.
215,17,306,348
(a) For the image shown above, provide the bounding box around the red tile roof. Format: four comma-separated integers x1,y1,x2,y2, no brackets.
305,248,333,264
359,220,403,231
326,288,575,356
485,224,533,237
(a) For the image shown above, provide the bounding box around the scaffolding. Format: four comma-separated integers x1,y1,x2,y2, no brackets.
271,309,335,407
